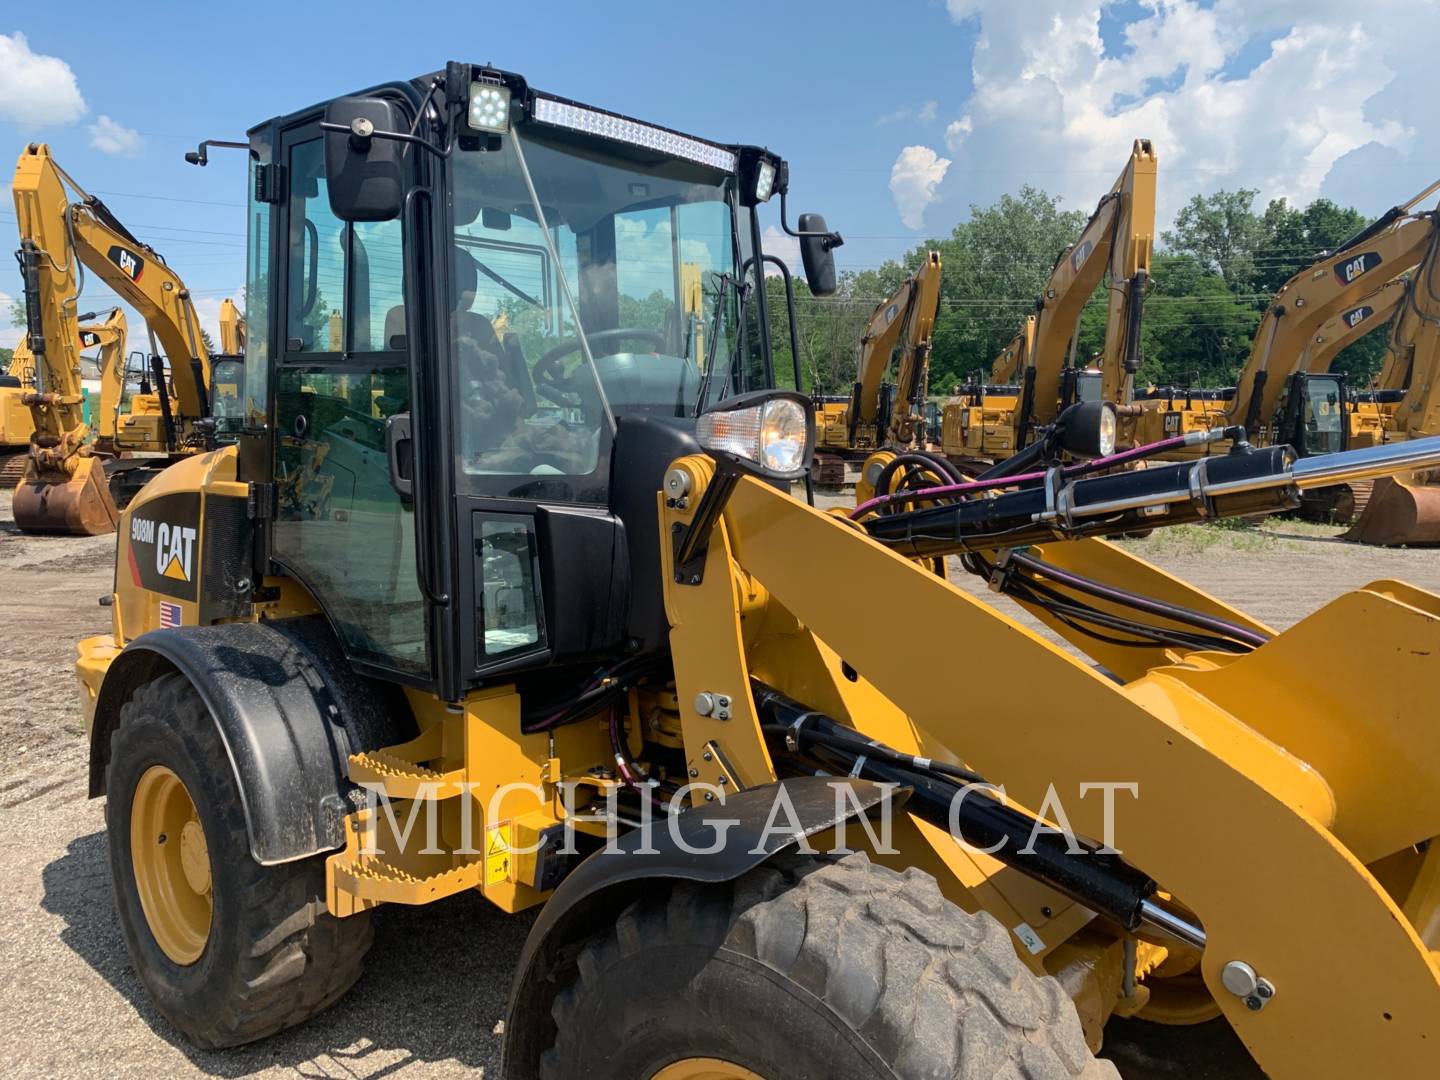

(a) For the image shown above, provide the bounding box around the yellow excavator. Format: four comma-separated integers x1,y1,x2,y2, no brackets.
68,62,1440,1079
1133,184,1438,461
811,251,942,483
1342,225,1440,542
943,139,1156,464
10,144,217,532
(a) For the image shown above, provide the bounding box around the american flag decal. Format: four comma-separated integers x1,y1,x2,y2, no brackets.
158,601,182,628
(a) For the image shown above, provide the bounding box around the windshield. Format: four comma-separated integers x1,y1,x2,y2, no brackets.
448,127,750,497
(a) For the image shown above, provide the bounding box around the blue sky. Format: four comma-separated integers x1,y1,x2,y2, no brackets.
2,1,1435,346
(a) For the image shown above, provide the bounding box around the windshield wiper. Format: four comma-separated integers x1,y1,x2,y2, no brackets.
467,251,542,308
693,273,749,416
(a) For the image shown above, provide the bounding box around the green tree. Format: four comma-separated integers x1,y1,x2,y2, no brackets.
8,298,23,328
1161,189,1263,290
1253,197,1369,296
1137,254,1261,386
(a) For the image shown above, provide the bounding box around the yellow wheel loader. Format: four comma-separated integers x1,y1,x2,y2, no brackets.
75,62,1440,1078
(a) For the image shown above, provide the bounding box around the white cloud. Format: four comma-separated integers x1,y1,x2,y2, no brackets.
889,145,952,229
878,100,941,126
88,114,142,156
0,33,85,126
927,2,1434,226
761,225,801,277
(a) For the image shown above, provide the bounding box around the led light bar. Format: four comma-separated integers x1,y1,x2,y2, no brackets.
532,96,738,172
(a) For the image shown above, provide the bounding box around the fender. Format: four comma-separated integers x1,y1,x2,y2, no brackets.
88,617,415,865
502,776,905,1080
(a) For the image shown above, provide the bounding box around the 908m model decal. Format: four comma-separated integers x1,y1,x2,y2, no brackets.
125,491,201,602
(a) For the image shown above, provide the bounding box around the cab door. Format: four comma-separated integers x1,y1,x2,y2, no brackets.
268,123,430,681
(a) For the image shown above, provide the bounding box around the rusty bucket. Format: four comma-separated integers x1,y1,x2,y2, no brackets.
12,454,119,535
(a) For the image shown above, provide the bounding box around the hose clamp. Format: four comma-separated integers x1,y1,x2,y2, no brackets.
1188,457,1214,517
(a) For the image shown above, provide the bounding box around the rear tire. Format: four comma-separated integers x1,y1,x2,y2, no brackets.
540,851,1115,1080
105,673,373,1048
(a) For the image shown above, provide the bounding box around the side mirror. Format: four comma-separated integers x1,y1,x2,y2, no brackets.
324,96,406,222
798,213,838,297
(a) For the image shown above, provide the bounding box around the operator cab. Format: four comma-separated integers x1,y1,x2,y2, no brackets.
1273,371,1348,457
233,64,837,702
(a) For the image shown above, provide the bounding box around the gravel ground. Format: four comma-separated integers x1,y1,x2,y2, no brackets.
5,488,1440,1078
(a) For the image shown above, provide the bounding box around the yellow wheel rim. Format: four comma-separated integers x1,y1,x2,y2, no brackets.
130,764,212,965
651,1058,766,1080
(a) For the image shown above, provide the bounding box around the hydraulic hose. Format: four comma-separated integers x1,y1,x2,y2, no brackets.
1007,551,1270,649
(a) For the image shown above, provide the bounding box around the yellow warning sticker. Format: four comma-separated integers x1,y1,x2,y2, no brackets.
484,823,512,887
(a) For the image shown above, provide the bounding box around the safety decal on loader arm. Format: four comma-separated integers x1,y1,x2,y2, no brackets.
125,491,201,603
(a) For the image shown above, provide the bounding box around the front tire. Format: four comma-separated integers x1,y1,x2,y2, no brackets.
540,851,1115,1079
106,673,373,1048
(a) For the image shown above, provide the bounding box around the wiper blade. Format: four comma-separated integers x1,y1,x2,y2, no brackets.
473,255,542,309
693,273,748,416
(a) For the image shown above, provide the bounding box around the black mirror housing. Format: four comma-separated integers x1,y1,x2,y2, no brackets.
798,213,838,297
324,96,406,222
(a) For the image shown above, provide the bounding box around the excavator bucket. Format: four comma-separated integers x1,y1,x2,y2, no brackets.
1342,471,1440,545
11,454,119,535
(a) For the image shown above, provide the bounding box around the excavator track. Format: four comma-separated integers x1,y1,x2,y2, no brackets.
0,451,29,488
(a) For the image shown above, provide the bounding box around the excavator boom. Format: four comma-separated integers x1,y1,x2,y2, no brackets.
1025,139,1156,431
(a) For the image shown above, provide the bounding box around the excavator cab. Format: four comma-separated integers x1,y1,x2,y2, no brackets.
1274,372,1349,457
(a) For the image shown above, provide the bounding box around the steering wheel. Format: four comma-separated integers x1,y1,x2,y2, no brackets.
533,327,668,403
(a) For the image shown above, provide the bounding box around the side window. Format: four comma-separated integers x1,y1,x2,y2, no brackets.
286,140,345,350
244,156,271,425
355,219,405,351
285,138,403,354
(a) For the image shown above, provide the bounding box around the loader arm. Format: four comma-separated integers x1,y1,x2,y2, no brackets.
1228,203,1437,434
1024,139,1156,431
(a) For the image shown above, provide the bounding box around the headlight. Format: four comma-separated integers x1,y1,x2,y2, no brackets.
1098,403,1117,456
1056,400,1118,459
755,160,777,203
469,83,511,133
696,391,815,480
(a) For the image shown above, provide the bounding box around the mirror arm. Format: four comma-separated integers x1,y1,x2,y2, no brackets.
778,190,844,250
184,139,248,167
319,122,451,160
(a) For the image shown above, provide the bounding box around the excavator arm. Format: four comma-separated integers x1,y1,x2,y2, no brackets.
989,316,1033,384
884,251,942,446
1021,139,1157,433
77,307,129,445
218,297,246,355
10,143,117,532
847,251,943,449
1229,193,1438,435
1301,273,1409,375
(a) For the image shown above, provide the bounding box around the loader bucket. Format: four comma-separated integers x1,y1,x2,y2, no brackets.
11,454,119,535
1342,472,1440,546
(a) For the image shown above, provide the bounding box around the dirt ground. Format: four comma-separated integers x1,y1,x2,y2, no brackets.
4,488,1440,1078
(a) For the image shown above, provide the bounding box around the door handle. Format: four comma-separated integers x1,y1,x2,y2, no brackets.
385,412,414,497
